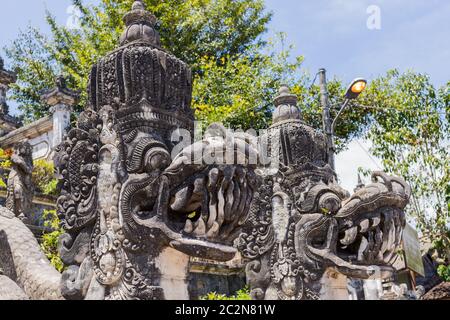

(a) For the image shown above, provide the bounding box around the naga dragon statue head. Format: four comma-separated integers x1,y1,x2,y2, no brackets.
53,1,410,300
237,86,411,300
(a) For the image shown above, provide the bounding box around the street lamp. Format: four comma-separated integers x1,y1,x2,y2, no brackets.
345,78,367,100
318,69,367,171
331,78,367,134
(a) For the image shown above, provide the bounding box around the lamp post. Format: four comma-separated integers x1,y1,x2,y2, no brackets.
318,68,367,171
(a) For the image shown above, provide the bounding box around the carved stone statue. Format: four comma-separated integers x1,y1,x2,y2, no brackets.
5,142,34,222
0,1,411,300
237,86,410,300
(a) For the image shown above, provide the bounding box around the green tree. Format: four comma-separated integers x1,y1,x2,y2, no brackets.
6,0,372,147
40,209,65,272
360,70,449,261
5,0,271,123
438,265,450,282
32,159,59,196
193,34,306,130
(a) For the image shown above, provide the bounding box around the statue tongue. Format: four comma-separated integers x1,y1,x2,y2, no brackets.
169,238,237,262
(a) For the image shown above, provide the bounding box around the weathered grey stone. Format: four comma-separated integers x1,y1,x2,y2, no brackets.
0,55,21,133
41,75,79,107
422,282,450,300
0,207,63,300
0,275,29,300
237,86,411,300
60,258,94,300
0,0,412,301
0,55,16,111
416,253,443,291
53,1,410,300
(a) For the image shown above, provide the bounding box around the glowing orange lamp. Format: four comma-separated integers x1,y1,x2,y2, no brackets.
345,78,367,100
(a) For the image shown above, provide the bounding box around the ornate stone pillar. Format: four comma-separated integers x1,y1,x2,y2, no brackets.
41,76,78,149
363,279,383,300
0,84,7,107
0,56,16,115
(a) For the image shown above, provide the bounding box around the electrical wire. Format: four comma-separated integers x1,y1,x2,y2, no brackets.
309,72,320,89
305,101,448,116
352,103,448,116
354,140,383,170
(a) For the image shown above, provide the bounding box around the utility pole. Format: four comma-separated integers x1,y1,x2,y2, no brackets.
318,68,335,170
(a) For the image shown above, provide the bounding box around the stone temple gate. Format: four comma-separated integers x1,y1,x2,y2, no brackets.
0,1,411,300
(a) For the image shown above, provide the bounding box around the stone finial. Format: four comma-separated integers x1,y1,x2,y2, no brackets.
41,75,79,108
56,75,67,90
354,174,365,192
0,55,16,86
132,0,145,10
0,56,17,116
272,85,301,124
119,0,161,46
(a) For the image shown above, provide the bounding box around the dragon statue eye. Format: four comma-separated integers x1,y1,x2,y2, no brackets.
144,147,171,171
318,192,341,215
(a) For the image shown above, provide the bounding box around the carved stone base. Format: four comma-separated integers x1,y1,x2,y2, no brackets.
319,269,349,300
155,248,190,300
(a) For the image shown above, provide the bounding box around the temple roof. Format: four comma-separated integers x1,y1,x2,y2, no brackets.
40,75,79,107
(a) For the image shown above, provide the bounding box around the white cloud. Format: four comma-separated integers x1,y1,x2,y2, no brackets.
335,139,382,192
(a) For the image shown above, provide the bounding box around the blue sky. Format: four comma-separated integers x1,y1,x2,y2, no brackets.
1,0,449,94
264,0,450,86
1,0,449,85
0,0,449,190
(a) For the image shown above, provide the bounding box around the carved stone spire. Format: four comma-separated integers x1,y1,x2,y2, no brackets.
0,55,16,86
88,0,193,131
119,0,161,46
0,55,17,115
354,173,365,192
272,85,301,124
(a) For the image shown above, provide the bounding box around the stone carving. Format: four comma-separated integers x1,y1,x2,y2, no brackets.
41,76,79,154
54,0,256,300
41,75,79,108
0,55,16,116
0,1,411,300
0,207,63,300
380,283,425,300
0,55,21,136
5,142,34,222
237,86,411,300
